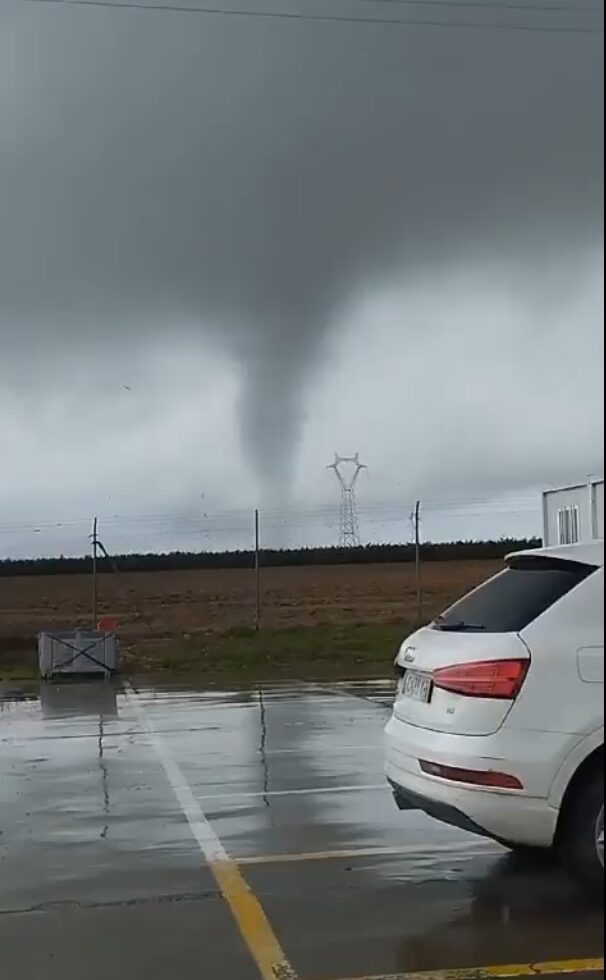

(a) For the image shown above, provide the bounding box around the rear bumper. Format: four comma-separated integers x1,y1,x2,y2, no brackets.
385,715,560,848
388,778,500,841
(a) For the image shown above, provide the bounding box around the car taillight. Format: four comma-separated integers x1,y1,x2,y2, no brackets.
433,658,529,699
419,760,524,790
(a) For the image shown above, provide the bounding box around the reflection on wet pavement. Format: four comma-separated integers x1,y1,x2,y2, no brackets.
0,679,602,980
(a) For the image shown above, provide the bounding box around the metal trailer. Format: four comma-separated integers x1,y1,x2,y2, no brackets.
38,630,119,680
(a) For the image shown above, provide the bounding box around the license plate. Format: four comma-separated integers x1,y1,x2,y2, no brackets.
403,670,432,704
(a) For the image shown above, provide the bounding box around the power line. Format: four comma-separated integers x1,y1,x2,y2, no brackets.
311,0,602,13
4,0,603,34
0,496,541,533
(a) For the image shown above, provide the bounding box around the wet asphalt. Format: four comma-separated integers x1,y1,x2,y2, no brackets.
0,678,603,980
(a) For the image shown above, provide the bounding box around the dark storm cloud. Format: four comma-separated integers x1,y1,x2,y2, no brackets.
0,2,603,489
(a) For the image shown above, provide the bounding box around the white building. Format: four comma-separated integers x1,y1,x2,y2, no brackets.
542,477,604,546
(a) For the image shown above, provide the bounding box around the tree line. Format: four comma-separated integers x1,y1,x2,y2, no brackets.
0,538,541,577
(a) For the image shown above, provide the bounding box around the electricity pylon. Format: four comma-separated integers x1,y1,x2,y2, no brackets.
328,453,366,548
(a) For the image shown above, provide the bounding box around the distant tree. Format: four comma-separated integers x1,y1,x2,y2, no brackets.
0,538,541,577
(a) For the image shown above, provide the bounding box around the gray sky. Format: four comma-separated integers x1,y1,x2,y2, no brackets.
0,0,604,556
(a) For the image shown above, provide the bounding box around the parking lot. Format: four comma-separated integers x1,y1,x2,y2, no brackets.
0,679,603,980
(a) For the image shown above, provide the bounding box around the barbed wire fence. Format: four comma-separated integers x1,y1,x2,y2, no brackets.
0,495,542,640
0,493,542,553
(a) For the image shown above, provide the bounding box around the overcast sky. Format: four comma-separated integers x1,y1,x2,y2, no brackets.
0,0,604,556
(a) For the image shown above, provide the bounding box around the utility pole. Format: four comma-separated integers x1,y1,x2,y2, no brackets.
90,519,120,631
328,453,366,548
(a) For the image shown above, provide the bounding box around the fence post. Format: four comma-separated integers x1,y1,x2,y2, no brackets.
92,516,98,630
254,509,261,632
414,500,422,625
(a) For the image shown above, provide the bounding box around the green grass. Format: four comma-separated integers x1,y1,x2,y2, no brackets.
122,621,410,679
1,621,412,684
0,666,39,683
0,640,38,682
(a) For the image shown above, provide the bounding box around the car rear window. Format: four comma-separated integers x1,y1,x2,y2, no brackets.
432,556,596,634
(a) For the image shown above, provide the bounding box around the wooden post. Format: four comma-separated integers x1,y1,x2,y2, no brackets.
254,509,261,632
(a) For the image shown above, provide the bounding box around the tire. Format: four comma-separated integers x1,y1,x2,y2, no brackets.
560,768,604,900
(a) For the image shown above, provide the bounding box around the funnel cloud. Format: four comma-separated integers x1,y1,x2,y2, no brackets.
0,2,604,524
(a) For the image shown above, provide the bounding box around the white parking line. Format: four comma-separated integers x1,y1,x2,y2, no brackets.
124,685,228,863
124,684,297,980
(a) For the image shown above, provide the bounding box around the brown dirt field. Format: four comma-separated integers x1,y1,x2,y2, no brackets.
0,560,501,648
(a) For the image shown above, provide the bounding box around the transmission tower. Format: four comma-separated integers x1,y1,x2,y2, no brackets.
328,453,366,548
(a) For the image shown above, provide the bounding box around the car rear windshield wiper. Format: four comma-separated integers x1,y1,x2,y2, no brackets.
433,618,487,632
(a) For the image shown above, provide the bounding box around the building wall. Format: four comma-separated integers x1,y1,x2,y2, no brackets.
594,481,604,539
543,481,604,546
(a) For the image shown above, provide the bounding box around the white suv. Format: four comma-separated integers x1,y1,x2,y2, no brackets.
385,541,604,895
